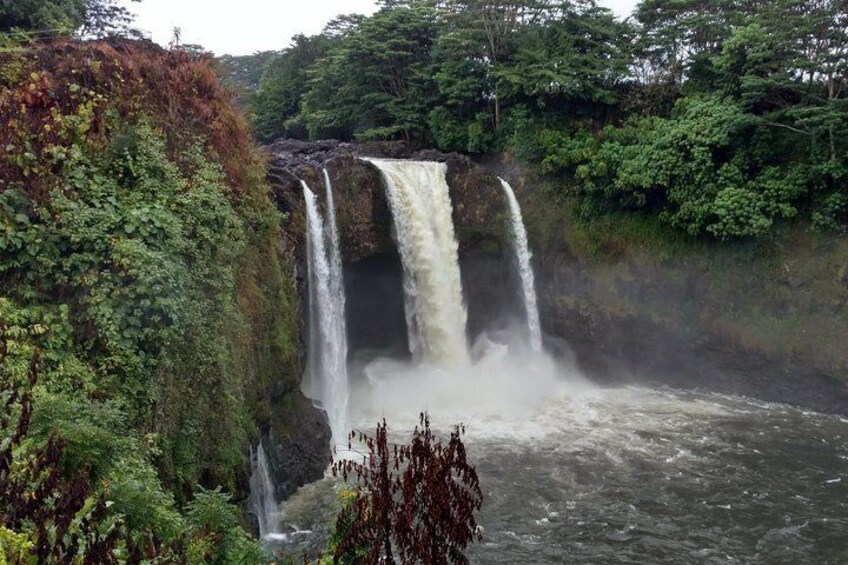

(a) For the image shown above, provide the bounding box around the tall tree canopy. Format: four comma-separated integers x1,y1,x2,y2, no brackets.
0,0,140,36
250,0,848,237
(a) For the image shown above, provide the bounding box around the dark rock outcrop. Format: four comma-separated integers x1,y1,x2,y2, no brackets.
267,139,509,260
536,261,848,415
262,393,332,502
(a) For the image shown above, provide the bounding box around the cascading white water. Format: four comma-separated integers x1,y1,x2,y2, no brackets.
321,170,350,446
302,178,349,447
363,158,468,367
249,442,278,539
499,178,542,351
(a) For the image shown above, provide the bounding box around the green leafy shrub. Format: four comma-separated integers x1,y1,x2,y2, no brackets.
1,38,301,560
184,487,267,565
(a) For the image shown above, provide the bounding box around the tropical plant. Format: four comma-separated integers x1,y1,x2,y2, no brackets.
0,330,124,564
330,415,483,564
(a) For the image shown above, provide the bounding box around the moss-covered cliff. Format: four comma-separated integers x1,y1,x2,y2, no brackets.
499,157,848,415
0,39,327,555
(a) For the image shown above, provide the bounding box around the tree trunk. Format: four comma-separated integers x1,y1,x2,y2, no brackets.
830,126,836,162
493,91,500,130
828,77,837,162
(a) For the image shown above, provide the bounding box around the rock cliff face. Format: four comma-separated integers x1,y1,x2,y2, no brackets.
495,159,848,416
534,254,848,414
261,140,525,500
266,140,848,436
262,393,331,503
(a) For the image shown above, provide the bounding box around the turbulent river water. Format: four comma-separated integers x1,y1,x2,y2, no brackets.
271,350,848,564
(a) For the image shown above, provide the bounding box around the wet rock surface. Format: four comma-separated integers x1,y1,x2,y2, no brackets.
262,393,332,502
267,139,517,361
537,274,848,415
528,228,848,416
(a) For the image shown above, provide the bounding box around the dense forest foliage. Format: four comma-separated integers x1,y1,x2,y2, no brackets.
216,51,278,108
252,0,848,239
0,4,301,561
0,0,140,38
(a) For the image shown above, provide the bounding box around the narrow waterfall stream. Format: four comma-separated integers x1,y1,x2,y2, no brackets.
248,442,279,540
302,178,349,448
500,177,542,351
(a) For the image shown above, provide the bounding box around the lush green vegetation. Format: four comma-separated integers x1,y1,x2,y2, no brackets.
0,29,299,562
216,51,280,109
252,0,847,239
0,0,140,37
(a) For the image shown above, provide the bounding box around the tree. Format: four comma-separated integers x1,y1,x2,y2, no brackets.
80,0,141,37
767,0,848,161
331,415,483,564
302,2,441,142
711,1,848,162
216,50,279,110
0,0,140,37
633,0,747,87
0,0,85,33
251,35,334,142
439,0,558,129
499,3,631,106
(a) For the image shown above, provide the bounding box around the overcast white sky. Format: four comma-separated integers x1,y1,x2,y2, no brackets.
120,0,639,56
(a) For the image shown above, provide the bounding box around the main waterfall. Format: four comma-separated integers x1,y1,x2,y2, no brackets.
499,178,542,351
364,159,468,367
302,175,349,447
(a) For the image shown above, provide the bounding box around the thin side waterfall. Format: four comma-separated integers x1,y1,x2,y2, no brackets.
249,442,278,539
364,158,468,367
302,179,349,447
499,178,542,351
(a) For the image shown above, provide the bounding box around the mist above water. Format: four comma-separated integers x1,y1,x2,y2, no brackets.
351,333,584,439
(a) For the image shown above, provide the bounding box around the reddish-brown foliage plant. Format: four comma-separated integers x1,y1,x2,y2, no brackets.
331,414,483,565
0,38,267,204
0,338,123,563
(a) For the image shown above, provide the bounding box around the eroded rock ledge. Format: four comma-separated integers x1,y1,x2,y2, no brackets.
267,139,508,262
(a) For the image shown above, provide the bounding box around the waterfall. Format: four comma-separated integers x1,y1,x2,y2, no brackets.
499,178,542,351
249,442,278,539
364,158,468,367
302,177,349,447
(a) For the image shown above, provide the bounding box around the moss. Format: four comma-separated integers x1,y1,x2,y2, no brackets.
0,39,306,506
521,171,848,381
